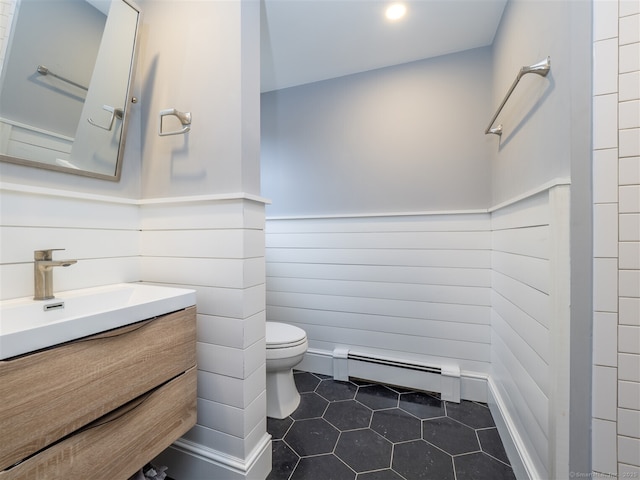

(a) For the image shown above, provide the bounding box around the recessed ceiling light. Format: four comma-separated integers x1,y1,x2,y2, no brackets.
385,3,407,21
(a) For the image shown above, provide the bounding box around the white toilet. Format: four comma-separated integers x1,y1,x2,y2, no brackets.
265,322,308,419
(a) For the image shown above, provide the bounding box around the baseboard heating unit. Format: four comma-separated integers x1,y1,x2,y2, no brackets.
332,347,461,403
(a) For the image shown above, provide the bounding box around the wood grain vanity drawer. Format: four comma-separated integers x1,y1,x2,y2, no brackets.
0,366,197,480
0,306,196,472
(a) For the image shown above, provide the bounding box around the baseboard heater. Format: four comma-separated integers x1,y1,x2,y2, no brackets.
332,347,461,403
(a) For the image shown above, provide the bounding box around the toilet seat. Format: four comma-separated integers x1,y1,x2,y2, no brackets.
266,322,307,349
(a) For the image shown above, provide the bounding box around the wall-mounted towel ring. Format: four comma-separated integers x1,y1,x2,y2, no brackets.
88,105,124,131
159,108,192,136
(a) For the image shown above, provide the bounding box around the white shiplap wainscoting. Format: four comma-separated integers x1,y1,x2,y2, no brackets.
265,211,493,401
0,184,271,480
265,180,571,480
0,183,141,300
140,196,271,480
489,184,571,480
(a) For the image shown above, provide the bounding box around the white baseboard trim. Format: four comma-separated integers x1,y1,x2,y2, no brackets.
487,376,541,480
154,433,272,480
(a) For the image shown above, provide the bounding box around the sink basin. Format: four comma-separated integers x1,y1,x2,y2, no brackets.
0,283,196,360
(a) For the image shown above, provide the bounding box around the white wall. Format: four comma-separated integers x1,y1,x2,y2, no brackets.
592,0,640,477
137,2,268,478
489,0,593,476
488,183,571,480
263,181,572,480
0,1,268,479
141,196,270,480
139,0,260,198
261,1,592,478
0,186,141,301
266,212,492,381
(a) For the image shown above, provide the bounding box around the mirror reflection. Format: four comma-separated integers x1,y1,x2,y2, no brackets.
0,0,140,181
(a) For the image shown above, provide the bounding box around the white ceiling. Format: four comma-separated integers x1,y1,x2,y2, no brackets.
260,0,508,92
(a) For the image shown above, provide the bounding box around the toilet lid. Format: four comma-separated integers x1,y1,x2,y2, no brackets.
266,322,307,349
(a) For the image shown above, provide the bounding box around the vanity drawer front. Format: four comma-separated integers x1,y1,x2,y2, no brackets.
0,306,196,471
0,366,197,480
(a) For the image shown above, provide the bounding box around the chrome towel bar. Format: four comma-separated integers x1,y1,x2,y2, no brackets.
485,57,551,136
36,65,88,91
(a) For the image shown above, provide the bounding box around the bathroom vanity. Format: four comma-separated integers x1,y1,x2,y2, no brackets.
0,286,197,479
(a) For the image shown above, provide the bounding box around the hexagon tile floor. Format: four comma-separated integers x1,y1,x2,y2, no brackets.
267,372,517,480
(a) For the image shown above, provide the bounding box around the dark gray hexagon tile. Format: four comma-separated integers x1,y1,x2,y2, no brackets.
445,400,495,429
294,371,322,392
356,469,404,480
355,384,399,410
291,392,329,419
477,427,510,464
422,417,480,455
335,429,393,473
316,379,358,401
454,452,517,480
291,454,356,480
267,415,293,440
268,377,515,480
370,408,422,443
399,391,445,419
285,418,340,456
267,440,299,480
392,439,455,480
324,400,372,431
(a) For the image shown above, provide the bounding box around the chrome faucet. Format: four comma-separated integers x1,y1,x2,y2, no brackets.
34,249,77,300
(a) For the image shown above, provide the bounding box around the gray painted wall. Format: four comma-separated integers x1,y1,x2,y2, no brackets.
488,0,580,205
261,47,493,217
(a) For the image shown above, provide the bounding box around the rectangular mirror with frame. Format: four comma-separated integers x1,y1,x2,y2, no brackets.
0,0,141,181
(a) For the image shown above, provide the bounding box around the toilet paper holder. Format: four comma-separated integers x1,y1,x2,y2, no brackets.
159,108,192,136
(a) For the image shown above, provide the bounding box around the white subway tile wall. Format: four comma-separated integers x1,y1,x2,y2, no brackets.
592,0,640,476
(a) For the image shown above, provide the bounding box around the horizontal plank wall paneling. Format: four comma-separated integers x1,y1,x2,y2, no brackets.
265,213,492,375
0,188,269,474
140,198,267,463
0,187,140,300
265,185,571,478
489,187,570,480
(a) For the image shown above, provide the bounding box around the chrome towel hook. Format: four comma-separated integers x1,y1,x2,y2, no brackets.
159,108,192,136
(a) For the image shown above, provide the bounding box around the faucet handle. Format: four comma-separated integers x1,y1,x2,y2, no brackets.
34,249,66,261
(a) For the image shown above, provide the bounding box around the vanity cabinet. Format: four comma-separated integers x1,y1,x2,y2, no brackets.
0,306,197,479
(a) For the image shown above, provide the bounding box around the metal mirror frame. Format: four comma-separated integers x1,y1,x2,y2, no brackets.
0,0,141,182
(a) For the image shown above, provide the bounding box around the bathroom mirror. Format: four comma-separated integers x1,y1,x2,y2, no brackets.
0,0,140,181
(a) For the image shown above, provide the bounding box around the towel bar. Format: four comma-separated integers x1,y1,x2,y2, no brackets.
485,57,551,136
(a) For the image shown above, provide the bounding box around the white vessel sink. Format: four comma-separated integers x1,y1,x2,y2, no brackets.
0,283,196,360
